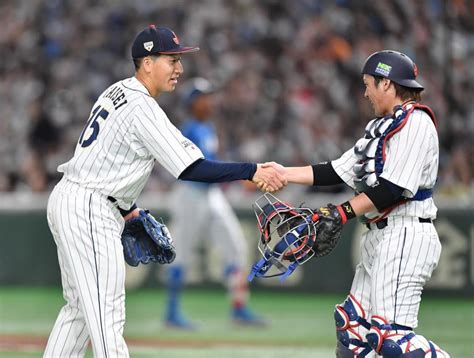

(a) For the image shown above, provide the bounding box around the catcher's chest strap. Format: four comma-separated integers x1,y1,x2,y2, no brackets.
107,196,137,217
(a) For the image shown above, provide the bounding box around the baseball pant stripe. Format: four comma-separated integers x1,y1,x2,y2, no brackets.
87,192,128,357
75,190,103,355
393,228,407,322
88,194,109,358
396,228,418,324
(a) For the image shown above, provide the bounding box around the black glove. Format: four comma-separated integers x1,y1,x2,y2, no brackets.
121,209,176,266
313,204,343,257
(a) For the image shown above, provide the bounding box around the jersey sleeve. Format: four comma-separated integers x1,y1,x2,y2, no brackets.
330,147,358,190
132,100,204,178
380,110,437,197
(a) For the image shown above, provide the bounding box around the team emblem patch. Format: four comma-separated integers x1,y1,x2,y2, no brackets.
171,31,180,45
375,62,392,77
181,139,195,149
143,41,154,52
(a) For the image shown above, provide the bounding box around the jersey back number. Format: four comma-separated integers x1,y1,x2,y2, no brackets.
79,105,110,148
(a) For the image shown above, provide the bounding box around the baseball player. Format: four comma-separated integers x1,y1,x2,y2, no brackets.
44,25,285,358
262,51,449,357
164,78,265,328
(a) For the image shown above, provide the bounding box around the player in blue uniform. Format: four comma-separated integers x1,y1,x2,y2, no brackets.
165,78,266,328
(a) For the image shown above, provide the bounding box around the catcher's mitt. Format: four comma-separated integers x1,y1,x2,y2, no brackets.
312,204,343,257
121,209,176,266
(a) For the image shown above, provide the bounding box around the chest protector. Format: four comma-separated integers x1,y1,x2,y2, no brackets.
353,103,437,222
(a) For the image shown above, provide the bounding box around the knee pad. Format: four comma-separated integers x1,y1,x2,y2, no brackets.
334,294,372,357
366,316,450,357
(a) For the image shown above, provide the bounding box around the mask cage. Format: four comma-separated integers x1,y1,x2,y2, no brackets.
250,193,318,280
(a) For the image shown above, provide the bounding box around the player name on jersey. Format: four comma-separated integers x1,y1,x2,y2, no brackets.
103,85,128,110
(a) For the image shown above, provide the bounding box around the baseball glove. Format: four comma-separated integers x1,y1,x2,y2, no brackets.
121,209,176,266
313,204,343,257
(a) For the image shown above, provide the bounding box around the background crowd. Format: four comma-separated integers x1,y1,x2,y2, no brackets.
0,0,472,199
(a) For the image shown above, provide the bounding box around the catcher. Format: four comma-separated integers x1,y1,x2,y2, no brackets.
254,50,450,357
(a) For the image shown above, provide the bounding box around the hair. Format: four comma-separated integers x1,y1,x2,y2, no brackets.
133,55,160,71
373,75,422,102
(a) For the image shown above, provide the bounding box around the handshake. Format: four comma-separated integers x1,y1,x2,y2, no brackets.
251,162,293,193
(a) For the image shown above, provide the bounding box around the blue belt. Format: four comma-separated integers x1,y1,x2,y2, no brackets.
412,188,433,201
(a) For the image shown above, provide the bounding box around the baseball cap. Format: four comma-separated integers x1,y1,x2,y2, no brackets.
131,25,199,59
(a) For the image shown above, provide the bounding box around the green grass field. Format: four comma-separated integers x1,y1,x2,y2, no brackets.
0,287,472,357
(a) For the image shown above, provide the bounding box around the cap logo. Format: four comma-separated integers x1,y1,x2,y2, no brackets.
375,62,392,77
143,41,154,52
171,31,180,45
413,63,418,77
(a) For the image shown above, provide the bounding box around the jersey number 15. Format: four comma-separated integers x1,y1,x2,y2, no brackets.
79,105,110,148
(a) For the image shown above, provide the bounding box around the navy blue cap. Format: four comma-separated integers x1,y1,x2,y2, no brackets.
131,25,199,59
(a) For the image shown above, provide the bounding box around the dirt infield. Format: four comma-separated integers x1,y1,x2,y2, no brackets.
0,334,297,352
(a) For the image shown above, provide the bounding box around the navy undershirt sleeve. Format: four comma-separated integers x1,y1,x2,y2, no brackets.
312,162,344,185
178,158,257,183
364,177,404,211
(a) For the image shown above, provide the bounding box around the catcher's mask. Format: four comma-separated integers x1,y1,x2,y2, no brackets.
248,193,318,282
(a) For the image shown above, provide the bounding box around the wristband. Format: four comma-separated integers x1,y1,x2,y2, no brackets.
336,201,356,224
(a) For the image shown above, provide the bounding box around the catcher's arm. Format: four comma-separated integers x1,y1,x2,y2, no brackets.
313,192,384,257
259,162,345,187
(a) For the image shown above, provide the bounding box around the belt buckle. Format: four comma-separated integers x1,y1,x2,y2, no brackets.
375,219,388,229
365,218,388,230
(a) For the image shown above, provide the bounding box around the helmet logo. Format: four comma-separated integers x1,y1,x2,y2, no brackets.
375,62,392,77
413,63,418,77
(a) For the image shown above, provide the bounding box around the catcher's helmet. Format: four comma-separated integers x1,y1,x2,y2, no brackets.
361,50,423,89
248,193,318,282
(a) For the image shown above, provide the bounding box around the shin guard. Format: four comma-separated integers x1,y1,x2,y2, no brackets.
334,294,372,357
366,316,450,357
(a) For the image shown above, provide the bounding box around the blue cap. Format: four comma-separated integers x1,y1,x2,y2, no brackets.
131,25,199,59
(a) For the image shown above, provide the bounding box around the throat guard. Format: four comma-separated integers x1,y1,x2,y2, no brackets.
248,193,318,282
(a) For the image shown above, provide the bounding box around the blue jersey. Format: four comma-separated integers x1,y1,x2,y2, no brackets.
181,118,218,160
181,118,219,187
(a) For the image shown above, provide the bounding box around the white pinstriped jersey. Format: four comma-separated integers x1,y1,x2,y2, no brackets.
332,109,439,219
58,77,204,209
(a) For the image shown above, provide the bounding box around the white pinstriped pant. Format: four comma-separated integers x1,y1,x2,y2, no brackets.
44,178,129,358
349,216,442,339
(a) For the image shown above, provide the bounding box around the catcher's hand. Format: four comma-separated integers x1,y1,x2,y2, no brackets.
313,204,343,257
121,209,176,266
